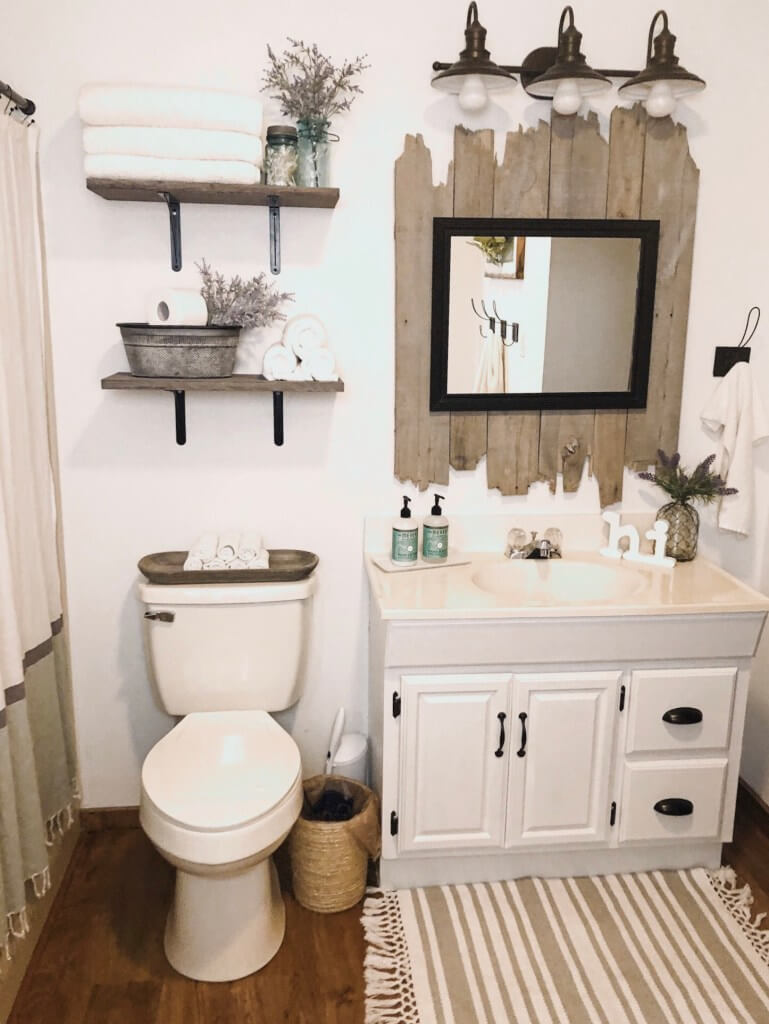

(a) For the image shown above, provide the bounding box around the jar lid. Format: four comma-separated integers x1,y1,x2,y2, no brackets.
266,124,298,142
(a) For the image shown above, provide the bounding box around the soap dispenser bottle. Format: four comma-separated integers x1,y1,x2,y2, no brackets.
391,496,418,565
422,494,448,562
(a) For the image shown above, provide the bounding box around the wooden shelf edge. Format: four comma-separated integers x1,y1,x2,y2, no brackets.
86,178,340,209
100,372,344,393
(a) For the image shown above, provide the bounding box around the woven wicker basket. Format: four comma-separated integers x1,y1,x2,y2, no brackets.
289,775,379,913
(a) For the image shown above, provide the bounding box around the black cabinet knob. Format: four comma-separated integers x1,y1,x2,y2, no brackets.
662,707,703,726
654,797,694,817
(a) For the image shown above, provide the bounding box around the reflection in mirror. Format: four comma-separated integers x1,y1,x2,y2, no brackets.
431,218,659,412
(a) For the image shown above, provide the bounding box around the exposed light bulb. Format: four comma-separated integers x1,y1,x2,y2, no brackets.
644,80,676,118
552,79,582,116
457,75,488,112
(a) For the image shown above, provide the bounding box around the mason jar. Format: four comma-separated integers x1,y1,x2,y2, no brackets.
264,125,298,187
296,117,333,188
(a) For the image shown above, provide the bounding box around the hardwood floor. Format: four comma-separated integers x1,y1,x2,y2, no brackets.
10,787,769,1023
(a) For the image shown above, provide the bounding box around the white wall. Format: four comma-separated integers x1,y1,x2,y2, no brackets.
3,0,769,807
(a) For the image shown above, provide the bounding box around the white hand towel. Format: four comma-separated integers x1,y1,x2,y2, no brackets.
282,314,328,359
201,558,226,570
701,361,769,535
216,532,241,564
246,552,270,569
83,125,263,164
183,554,204,571
262,343,298,381
188,532,218,562
302,347,338,381
84,154,260,185
79,84,263,135
237,531,263,563
291,363,315,381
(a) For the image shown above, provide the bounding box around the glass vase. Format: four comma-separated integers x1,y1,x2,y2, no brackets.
657,500,699,561
296,118,333,187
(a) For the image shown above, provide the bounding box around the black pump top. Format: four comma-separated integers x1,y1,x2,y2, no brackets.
400,496,412,518
431,494,445,516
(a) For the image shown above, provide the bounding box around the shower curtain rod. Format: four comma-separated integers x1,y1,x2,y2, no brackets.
0,79,35,116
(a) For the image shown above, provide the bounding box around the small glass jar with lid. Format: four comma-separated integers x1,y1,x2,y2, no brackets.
264,125,298,187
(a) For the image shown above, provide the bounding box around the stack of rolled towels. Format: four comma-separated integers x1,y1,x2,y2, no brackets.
183,532,269,572
262,314,339,382
79,84,263,185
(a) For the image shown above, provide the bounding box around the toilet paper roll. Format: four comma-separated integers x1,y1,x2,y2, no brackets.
148,289,209,326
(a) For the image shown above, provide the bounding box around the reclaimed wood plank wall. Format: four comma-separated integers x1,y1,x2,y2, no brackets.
393,107,699,505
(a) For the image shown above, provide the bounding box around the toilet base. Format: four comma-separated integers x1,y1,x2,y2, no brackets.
164,857,285,981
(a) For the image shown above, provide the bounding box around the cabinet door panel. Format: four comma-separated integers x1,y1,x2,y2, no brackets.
507,671,621,846
619,759,727,842
627,668,736,754
399,673,510,852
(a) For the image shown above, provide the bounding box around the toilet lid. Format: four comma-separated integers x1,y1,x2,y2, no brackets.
142,710,301,831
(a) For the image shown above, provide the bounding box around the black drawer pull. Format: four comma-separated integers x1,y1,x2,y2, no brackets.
494,712,507,757
517,712,528,757
662,706,703,726
654,798,694,817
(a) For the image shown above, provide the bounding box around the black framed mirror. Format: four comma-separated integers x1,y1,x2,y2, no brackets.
430,217,660,412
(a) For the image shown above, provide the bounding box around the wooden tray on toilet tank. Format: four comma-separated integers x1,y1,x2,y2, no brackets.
138,549,319,585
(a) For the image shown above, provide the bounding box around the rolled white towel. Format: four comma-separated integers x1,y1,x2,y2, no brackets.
84,154,260,185
291,363,315,381
188,532,218,562
183,554,204,571
282,314,328,360
201,558,226,570
246,551,270,569
216,531,241,564
238,530,263,563
83,125,263,164
79,84,263,135
262,343,298,381
302,347,338,381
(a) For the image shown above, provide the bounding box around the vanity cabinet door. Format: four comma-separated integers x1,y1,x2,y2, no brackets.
398,673,510,853
506,671,621,847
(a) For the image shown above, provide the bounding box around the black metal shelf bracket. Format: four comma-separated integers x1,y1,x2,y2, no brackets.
268,195,281,275
160,192,182,271
173,391,186,445
273,391,284,446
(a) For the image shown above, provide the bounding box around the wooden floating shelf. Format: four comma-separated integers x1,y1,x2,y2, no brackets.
86,178,340,208
101,372,344,447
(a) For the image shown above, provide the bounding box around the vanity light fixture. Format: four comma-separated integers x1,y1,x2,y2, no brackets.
431,4,705,119
430,1,517,112
617,10,705,118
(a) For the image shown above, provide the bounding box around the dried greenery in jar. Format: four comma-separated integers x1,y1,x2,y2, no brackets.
262,39,369,124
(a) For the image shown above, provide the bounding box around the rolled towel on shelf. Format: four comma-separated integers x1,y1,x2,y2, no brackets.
246,551,270,569
291,363,315,381
82,125,263,164
262,343,298,381
78,84,263,135
238,530,263,563
200,557,226,571
216,531,241,564
183,554,204,571
282,314,328,360
302,347,338,381
84,154,260,185
188,532,218,563
148,288,208,327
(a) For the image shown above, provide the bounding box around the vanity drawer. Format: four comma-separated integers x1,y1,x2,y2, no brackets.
619,759,727,843
626,668,736,754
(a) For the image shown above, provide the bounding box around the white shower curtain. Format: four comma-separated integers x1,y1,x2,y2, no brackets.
0,115,78,959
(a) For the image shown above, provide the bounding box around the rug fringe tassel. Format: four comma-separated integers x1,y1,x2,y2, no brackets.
361,890,420,1024
709,866,769,965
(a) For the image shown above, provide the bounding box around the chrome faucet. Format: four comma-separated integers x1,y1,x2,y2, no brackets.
504,527,563,560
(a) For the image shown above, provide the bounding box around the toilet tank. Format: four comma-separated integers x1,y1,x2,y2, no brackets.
138,575,316,714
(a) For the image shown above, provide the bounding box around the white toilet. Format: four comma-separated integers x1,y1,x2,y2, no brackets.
137,574,316,982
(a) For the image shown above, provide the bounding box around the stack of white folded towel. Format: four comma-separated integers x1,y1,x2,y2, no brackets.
184,532,269,571
79,84,264,185
262,314,339,382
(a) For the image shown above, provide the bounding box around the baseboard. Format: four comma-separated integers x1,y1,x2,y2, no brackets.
0,819,80,1024
80,806,140,831
737,778,769,837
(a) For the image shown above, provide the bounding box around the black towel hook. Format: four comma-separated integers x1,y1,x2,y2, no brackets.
738,305,760,348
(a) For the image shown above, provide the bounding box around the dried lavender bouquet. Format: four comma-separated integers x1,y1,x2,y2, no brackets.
197,259,293,329
262,39,368,124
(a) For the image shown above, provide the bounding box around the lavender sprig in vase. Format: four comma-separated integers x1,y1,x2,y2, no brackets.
638,450,737,561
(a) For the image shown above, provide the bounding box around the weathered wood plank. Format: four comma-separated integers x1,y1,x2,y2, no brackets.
449,126,495,471
625,117,699,469
539,112,609,493
394,135,451,489
487,123,550,495
593,104,648,507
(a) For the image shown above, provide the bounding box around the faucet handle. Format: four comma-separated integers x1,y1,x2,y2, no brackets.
505,527,529,557
544,527,562,547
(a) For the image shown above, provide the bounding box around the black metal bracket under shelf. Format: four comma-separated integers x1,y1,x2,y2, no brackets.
160,192,182,271
169,389,285,446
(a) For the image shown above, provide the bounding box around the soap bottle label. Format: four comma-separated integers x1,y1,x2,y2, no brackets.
392,528,418,563
422,525,448,560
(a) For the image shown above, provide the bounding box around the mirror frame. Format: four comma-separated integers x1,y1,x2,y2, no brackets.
429,217,660,412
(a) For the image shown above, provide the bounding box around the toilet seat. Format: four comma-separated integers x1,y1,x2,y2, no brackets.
140,710,303,867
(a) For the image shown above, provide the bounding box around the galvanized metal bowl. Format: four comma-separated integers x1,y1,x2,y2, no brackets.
117,323,241,378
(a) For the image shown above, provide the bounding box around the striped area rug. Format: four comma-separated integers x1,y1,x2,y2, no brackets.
362,868,769,1023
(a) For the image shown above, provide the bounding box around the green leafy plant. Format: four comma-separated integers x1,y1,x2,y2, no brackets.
468,236,517,267
197,260,293,329
638,450,737,504
262,39,369,123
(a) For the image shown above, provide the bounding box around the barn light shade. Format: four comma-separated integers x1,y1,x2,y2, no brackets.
618,10,705,118
526,6,611,114
430,2,517,112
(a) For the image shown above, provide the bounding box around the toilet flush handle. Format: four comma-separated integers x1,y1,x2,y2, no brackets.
144,610,175,623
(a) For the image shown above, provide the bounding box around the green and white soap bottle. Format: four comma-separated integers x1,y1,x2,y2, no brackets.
422,494,449,562
391,496,418,565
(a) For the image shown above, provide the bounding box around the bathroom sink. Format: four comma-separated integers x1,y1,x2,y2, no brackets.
471,559,643,605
